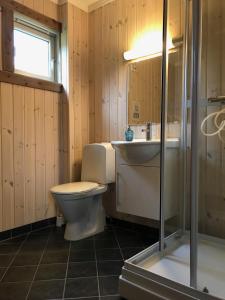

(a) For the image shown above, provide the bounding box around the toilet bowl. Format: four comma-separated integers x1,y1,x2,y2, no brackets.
51,143,115,241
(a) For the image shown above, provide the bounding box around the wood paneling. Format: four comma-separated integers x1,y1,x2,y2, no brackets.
89,0,184,142
89,0,164,142
0,0,62,232
0,83,61,231
15,0,59,21
59,3,89,182
0,71,62,92
198,0,225,239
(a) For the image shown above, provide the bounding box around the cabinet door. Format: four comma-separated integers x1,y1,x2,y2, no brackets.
116,165,160,219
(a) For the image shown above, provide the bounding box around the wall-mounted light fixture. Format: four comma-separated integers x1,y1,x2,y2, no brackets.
123,31,176,61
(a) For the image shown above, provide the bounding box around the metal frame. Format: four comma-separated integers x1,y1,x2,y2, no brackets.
190,0,201,289
120,231,223,300
159,0,169,253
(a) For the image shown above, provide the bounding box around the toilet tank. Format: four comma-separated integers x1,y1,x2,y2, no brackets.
81,143,115,184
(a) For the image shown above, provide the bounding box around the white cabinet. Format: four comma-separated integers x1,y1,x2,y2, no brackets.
114,146,179,220
117,164,160,219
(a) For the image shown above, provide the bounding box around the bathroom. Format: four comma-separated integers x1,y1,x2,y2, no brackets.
0,0,224,299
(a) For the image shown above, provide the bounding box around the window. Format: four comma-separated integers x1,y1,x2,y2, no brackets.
14,14,59,82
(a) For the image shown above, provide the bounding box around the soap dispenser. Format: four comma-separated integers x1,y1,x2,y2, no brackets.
125,125,134,141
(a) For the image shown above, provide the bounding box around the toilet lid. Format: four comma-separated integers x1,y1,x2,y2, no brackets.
50,182,99,195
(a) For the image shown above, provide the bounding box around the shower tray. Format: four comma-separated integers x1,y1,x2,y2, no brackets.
119,232,225,300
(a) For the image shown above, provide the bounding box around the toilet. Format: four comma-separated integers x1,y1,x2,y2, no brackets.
50,143,115,241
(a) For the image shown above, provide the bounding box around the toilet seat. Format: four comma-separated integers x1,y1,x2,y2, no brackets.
51,182,99,195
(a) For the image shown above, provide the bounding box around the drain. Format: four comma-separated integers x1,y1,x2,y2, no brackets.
203,287,209,294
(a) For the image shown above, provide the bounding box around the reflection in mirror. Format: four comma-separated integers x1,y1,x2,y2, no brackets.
127,52,181,126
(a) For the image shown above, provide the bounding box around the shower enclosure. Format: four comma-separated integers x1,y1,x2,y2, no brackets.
119,0,225,299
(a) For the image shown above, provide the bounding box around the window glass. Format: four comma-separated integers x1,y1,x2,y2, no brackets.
13,15,58,82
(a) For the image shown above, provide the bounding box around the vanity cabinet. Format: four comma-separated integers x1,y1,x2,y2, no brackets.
113,142,179,221
117,163,160,219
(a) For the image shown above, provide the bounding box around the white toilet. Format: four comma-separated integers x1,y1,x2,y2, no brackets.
50,143,115,241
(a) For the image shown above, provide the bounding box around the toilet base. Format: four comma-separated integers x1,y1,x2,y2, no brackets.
64,215,105,241
63,194,106,241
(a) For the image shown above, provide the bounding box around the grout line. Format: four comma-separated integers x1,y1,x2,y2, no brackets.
93,235,100,299
1,274,121,285
0,232,29,282
112,225,124,261
62,240,71,299
63,293,120,299
25,231,52,300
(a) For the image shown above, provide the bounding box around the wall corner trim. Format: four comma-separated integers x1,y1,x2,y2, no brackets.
51,0,115,12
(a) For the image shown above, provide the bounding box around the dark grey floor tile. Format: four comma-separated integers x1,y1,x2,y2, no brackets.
95,239,118,249
2,235,26,245
28,279,64,300
94,230,115,240
26,234,49,243
117,236,145,248
71,239,94,251
0,281,30,300
0,243,20,255
69,249,95,262
2,266,36,282
41,250,69,264
99,276,119,296
35,263,67,280
121,247,144,260
97,261,123,276
0,255,14,267
67,262,97,278
65,277,98,298
46,241,70,252
0,268,6,280
20,243,45,252
96,249,122,261
13,251,42,266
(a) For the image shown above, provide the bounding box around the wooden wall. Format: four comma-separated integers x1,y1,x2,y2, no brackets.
89,0,183,143
0,0,62,232
59,3,89,182
0,83,61,231
198,0,225,239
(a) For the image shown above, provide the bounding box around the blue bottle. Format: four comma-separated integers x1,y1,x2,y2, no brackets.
125,125,134,141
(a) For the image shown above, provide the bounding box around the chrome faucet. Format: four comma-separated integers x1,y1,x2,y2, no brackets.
142,122,152,141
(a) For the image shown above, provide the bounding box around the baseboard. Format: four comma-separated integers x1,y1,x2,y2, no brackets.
0,217,56,242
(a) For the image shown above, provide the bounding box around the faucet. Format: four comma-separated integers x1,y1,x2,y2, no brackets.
142,122,152,141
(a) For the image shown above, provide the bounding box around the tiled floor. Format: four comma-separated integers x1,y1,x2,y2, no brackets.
0,221,158,300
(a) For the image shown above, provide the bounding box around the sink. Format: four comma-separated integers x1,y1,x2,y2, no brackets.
111,139,160,164
111,138,179,164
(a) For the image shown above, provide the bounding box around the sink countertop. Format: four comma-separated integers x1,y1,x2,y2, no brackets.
111,138,179,147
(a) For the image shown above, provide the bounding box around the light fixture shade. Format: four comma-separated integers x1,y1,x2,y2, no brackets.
123,31,174,61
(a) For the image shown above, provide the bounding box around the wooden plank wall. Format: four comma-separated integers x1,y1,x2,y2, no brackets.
0,83,61,231
0,0,62,232
89,0,183,143
198,0,225,239
59,3,89,182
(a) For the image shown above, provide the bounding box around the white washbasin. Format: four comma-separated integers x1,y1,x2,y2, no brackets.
111,139,179,164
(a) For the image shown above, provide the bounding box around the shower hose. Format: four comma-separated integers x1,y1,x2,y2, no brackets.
200,107,225,143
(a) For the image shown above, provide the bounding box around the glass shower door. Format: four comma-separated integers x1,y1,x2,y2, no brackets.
195,0,225,298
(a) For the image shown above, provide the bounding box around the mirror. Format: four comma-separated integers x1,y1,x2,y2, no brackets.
128,57,162,125
127,53,181,125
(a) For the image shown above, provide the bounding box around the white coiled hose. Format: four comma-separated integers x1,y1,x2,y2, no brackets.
200,107,225,143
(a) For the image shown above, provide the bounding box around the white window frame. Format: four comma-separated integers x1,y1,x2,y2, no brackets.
14,13,59,82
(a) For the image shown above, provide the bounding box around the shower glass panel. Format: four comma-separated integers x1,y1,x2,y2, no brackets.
196,0,225,298
119,1,225,299
163,0,186,238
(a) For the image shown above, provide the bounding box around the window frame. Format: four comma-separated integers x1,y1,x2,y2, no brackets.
0,0,62,93
14,13,59,82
